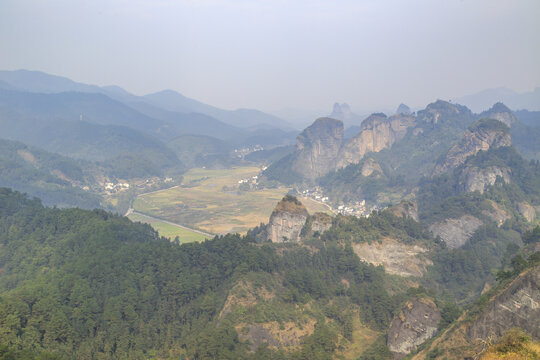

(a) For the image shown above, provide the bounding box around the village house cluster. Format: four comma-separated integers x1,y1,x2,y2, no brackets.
233,144,264,158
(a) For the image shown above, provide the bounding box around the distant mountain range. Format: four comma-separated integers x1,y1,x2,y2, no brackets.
455,86,540,112
0,69,292,130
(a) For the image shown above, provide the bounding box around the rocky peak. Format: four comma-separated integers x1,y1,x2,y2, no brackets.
479,102,517,127
396,103,411,115
361,112,388,128
433,119,512,175
266,196,309,243
291,117,344,180
418,100,471,124
330,102,352,120
336,112,416,168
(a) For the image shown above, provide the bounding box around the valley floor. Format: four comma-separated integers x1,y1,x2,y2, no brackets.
132,166,330,235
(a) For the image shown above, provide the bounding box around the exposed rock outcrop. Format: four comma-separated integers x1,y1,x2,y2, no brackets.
266,196,309,243
352,238,431,277
482,200,510,227
309,212,333,234
467,265,540,342
459,165,511,194
361,158,383,177
337,113,415,168
479,102,517,128
387,298,441,359
411,266,540,359
387,200,419,222
237,320,316,351
291,117,344,180
433,119,511,175
517,202,537,222
428,215,483,249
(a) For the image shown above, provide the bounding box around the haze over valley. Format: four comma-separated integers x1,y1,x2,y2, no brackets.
0,1,539,359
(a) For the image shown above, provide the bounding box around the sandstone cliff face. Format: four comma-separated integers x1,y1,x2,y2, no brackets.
267,196,309,243
352,238,432,277
433,119,512,175
459,166,511,194
337,113,415,168
467,266,540,342
291,117,344,180
428,215,483,249
479,102,517,127
387,298,441,359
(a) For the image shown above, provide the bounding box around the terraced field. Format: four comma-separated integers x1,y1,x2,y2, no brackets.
133,166,330,235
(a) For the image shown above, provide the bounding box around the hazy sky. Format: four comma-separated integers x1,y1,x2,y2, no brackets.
1,0,539,113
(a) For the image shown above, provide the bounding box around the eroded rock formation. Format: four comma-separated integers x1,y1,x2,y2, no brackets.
291,117,344,180
434,119,511,175
459,165,511,194
266,196,309,243
337,113,416,168
352,238,431,277
428,215,483,249
467,266,540,342
387,298,441,359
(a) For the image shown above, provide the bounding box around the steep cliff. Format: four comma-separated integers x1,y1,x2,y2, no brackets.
387,298,441,359
337,113,416,168
266,195,309,243
291,117,344,180
434,119,512,175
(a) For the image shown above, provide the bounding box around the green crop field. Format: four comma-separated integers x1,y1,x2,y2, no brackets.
133,166,331,235
127,212,209,243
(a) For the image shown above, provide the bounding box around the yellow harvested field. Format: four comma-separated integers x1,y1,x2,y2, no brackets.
133,167,331,235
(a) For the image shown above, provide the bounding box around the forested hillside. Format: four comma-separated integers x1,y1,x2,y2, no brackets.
0,188,408,359
0,138,102,208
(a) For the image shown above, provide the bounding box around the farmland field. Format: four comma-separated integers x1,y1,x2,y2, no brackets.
127,212,209,243
133,166,331,235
